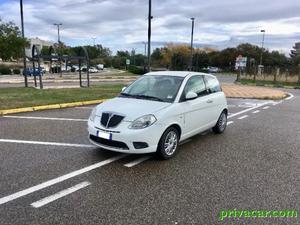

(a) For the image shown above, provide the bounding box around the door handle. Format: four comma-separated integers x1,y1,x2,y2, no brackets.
206,99,213,103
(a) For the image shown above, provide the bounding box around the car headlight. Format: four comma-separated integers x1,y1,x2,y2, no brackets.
129,114,157,129
89,107,97,122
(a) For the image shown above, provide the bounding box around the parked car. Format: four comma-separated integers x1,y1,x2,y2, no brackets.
23,68,44,76
207,66,222,73
88,71,228,159
89,67,98,73
96,64,104,70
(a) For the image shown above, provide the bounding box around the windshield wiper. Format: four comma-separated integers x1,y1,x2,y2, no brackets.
119,93,133,97
133,94,165,102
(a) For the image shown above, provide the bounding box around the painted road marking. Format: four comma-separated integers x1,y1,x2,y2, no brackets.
285,93,294,100
0,139,94,148
3,115,88,122
31,181,91,208
228,103,268,119
263,106,270,109
252,110,260,114
124,156,153,168
238,115,248,120
0,154,127,205
272,101,283,106
227,121,234,125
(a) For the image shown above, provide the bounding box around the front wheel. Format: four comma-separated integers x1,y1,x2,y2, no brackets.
157,127,179,159
212,110,227,134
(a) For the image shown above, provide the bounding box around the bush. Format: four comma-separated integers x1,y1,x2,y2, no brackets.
128,65,144,75
13,68,21,74
0,66,12,75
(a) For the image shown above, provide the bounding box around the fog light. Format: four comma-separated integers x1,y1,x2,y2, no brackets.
133,142,149,149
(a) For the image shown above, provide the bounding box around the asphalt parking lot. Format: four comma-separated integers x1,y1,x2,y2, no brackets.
0,91,299,225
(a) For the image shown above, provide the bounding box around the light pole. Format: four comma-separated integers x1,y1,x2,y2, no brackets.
54,23,62,77
53,23,62,43
142,42,147,56
259,29,265,66
189,17,195,71
20,0,28,87
147,0,152,72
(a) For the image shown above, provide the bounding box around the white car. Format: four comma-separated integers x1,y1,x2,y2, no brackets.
89,67,99,73
88,71,228,159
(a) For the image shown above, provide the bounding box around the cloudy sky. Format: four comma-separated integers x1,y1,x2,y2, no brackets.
0,0,300,55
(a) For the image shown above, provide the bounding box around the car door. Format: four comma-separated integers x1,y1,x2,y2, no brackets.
204,75,224,125
179,75,212,138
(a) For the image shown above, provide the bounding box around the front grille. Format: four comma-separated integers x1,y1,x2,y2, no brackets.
90,135,129,150
101,112,124,128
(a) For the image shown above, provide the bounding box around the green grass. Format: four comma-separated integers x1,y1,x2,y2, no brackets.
0,84,123,110
238,79,300,89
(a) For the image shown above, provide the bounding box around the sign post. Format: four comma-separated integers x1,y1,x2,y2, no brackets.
235,55,247,82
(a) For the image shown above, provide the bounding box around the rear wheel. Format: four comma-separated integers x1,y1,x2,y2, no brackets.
157,127,179,159
212,110,227,134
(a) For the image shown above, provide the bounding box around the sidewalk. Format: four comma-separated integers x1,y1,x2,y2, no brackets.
222,83,288,100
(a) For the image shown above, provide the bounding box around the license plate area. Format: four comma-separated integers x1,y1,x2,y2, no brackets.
97,130,112,140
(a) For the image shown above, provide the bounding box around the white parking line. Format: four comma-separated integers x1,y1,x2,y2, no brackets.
0,139,94,148
227,121,234,125
238,115,248,120
272,101,283,106
31,181,91,208
124,156,152,168
228,103,268,119
263,106,270,109
252,110,260,114
3,115,88,122
0,154,126,205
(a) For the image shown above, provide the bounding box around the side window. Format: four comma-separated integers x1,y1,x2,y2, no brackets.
182,76,207,100
205,76,221,93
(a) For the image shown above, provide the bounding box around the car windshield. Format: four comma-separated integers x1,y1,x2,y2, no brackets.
120,75,184,103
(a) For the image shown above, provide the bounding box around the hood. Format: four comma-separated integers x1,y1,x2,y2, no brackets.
96,97,171,121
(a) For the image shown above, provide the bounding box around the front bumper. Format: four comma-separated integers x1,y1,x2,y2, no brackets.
87,118,164,154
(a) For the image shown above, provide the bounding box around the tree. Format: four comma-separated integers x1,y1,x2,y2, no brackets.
0,19,28,60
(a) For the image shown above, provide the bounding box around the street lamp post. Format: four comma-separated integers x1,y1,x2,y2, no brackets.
20,0,28,87
54,23,62,77
53,23,62,43
142,42,147,72
147,0,152,72
259,29,265,66
189,18,195,71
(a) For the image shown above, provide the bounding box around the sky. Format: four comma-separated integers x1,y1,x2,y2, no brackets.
0,0,300,55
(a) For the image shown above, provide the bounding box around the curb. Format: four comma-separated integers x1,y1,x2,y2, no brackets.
0,99,106,116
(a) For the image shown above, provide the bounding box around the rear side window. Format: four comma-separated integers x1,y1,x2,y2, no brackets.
205,76,221,93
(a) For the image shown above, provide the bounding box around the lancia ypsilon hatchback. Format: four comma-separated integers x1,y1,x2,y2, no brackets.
88,71,228,159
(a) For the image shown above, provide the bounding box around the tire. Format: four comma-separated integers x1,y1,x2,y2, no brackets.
212,110,227,134
157,127,179,159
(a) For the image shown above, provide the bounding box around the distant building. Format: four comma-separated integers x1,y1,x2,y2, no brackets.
25,37,54,58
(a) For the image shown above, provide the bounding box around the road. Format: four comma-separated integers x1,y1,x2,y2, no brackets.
0,90,299,225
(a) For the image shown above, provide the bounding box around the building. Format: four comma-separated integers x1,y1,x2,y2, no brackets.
25,37,54,58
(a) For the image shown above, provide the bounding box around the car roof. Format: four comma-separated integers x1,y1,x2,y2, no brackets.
144,71,216,78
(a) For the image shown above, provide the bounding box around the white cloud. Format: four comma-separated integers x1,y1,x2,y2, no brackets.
0,0,299,54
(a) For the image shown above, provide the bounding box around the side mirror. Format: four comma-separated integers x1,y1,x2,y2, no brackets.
185,91,198,100
121,87,127,92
